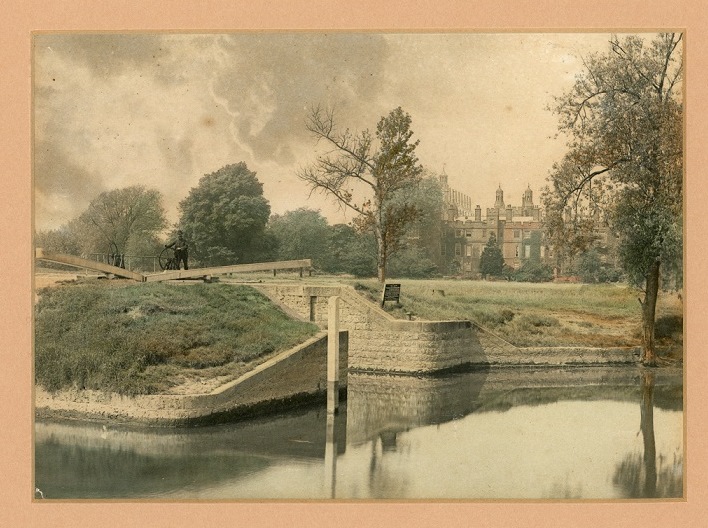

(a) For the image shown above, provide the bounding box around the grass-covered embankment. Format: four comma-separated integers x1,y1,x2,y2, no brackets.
350,279,683,352
35,280,319,396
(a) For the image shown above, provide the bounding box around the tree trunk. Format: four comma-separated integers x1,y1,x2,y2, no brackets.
377,242,387,283
374,223,387,283
641,259,661,366
640,370,657,497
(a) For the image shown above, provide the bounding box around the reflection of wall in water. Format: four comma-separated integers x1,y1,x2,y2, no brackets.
346,367,683,446
35,405,346,460
346,371,488,444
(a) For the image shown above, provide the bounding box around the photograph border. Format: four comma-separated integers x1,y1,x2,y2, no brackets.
3,1,706,526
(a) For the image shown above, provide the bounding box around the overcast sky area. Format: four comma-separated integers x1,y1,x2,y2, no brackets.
33,31,650,232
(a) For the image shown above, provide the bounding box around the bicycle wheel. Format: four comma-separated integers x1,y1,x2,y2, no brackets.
159,247,174,270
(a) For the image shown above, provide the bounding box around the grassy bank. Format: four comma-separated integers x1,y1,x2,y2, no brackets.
349,279,683,352
35,280,319,395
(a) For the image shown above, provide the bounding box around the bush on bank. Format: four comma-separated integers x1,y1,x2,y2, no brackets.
35,281,319,395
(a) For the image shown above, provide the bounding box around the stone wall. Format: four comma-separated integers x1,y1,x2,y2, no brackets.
256,284,486,374
35,331,348,426
255,283,639,373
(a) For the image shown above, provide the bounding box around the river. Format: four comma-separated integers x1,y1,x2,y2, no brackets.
34,366,683,500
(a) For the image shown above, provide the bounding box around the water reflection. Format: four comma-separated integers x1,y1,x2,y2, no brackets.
612,370,683,498
35,366,683,500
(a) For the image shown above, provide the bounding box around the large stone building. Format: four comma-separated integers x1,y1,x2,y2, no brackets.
438,173,551,276
437,172,619,278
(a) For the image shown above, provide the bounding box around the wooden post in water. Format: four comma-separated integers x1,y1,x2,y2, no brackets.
327,296,340,414
324,413,337,498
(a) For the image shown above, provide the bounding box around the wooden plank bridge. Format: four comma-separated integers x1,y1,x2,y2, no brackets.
35,248,312,283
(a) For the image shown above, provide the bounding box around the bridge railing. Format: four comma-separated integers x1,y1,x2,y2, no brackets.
85,254,161,272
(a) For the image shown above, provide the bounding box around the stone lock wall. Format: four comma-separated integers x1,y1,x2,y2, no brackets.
36,331,349,426
256,284,486,374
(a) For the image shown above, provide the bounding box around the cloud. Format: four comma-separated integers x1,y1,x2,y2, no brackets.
33,33,394,229
35,33,174,82
34,138,106,230
207,33,390,164
33,32,641,231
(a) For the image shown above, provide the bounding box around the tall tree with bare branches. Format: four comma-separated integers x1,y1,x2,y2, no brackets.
298,106,424,282
543,33,683,366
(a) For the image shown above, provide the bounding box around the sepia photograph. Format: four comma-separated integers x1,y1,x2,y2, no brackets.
30,30,685,502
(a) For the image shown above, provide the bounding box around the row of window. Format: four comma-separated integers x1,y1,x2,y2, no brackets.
454,229,534,240
452,243,550,259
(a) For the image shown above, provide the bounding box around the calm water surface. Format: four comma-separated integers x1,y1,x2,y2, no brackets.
35,367,683,500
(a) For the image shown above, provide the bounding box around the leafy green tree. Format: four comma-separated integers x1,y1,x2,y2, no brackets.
388,245,437,278
511,261,554,283
178,163,273,266
69,185,167,256
479,233,504,279
268,208,330,268
34,225,82,255
389,173,444,274
298,106,424,282
543,33,682,365
321,224,377,277
575,248,623,283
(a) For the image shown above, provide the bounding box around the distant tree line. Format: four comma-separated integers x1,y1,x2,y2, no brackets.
35,161,445,278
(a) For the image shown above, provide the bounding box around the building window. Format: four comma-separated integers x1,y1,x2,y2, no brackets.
455,243,461,256
466,230,472,237
515,245,520,257
456,229,463,238
482,229,487,238
514,230,520,239
523,230,531,239
465,245,472,257
525,245,531,258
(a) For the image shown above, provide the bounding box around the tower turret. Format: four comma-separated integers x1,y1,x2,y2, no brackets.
522,185,533,208
495,185,505,209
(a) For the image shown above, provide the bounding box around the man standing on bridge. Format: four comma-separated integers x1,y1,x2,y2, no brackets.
165,230,189,270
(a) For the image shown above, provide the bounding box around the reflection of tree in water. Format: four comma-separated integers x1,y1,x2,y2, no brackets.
367,431,411,498
545,476,583,499
613,370,683,498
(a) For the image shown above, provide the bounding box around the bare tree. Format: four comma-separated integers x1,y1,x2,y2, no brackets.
298,106,423,282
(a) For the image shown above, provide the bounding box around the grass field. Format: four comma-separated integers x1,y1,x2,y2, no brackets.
34,270,683,396
347,278,683,351
34,279,319,395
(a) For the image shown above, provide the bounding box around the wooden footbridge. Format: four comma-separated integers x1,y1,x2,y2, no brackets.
35,248,312,283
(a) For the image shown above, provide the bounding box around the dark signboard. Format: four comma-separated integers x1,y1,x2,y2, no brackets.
382,283,401,304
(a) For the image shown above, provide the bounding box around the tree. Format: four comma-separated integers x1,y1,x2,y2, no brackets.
543,33,682,365
479,233,504,279
34,225,82,255
268,208,330,267
70,185,167,256
389,173,445,274
298,106,424,282
388,245,438,278
178,163,273,266
320,223,377,277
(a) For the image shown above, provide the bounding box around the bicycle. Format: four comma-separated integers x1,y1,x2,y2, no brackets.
158,246,179,270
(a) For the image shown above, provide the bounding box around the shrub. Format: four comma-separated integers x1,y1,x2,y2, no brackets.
511,261,554,282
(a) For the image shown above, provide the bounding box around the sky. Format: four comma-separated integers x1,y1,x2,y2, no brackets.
33,31,642,232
